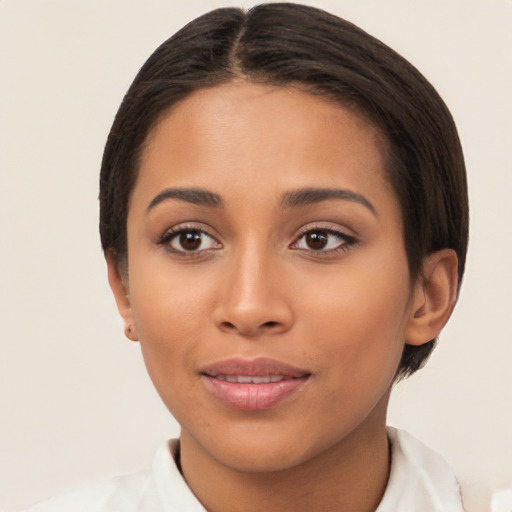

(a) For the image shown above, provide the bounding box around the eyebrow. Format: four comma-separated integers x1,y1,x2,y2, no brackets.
281,188,377,216
147,187,224,212
146,186,376,216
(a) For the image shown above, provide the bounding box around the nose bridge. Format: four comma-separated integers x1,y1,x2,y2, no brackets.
214,239,293,336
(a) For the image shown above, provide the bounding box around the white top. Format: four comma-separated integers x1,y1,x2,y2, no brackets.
25,427,465,512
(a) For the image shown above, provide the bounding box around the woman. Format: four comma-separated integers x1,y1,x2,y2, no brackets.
28,3,468,511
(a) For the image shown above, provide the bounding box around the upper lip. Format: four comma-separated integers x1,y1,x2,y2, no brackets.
199,357,311,378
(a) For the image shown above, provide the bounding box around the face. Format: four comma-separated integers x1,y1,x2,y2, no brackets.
112,82,421,472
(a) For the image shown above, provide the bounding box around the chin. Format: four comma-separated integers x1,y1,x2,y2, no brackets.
190,419,351,475
211,441,315,474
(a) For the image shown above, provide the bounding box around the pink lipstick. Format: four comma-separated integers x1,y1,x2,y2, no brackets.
199,357,311,411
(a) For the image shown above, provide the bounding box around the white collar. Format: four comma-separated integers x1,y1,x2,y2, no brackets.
376,427,465,511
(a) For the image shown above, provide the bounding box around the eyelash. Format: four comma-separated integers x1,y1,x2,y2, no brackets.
291,225,357,255
157,224,357,257
157,224,221,257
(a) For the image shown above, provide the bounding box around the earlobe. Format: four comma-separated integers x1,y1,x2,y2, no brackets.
405,249,459,346
106,251,139,342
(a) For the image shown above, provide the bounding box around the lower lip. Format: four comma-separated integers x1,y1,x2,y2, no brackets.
202,376,309,411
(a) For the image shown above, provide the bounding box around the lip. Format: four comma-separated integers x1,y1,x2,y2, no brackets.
199,357,311,411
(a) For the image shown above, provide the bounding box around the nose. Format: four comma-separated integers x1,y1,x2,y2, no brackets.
212,247,294,338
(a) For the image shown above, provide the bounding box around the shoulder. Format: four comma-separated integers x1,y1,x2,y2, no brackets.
23,469,151,512
377,427,465,512
23,440,205,512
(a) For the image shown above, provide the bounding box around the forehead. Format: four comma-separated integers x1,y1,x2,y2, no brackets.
135,82,396,214
145,82,387,160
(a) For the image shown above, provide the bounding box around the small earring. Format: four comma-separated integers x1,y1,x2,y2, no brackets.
124,324,137,340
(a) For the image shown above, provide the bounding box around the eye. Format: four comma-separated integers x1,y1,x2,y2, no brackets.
160,228,220,254
293,228,355,252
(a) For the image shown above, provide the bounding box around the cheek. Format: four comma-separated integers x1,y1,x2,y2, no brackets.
130,252,213,330
300,257,411,381
127,259,214,392
298,281,409,432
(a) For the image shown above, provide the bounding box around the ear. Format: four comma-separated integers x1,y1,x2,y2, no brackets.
405,249,459,346
106,252,138,342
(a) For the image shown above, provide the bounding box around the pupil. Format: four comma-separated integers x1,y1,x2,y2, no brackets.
306,232,328,250
180,231,202,250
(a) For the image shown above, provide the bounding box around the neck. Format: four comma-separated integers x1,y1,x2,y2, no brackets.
179,402,391,512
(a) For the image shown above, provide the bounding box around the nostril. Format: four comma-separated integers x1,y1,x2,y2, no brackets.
219,319,281,334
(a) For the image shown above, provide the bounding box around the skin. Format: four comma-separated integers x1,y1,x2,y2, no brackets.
108,82,458,512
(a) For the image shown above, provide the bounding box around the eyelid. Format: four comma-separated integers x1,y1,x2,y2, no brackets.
157,223,222,255
291,223,358,253
155,221,356,257
294,221,357,239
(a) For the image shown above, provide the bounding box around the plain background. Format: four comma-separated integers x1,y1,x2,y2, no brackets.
1,1,511,511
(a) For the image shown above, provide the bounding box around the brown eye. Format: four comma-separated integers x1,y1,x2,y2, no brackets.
165,229,220,253
179,231,202,251
294,228,353,253
305,231,328,250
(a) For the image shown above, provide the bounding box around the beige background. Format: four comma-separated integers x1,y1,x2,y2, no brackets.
1,1,511,511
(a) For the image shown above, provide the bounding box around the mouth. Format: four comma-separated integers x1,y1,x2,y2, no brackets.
213,374,293,384
199,358,311,411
